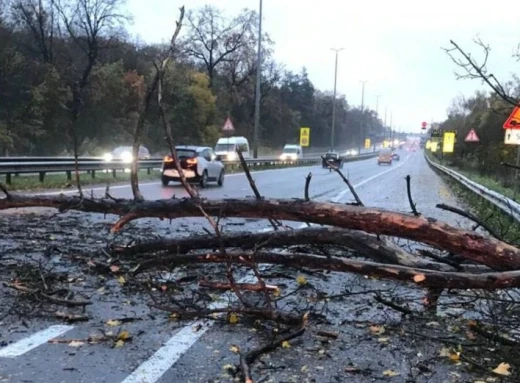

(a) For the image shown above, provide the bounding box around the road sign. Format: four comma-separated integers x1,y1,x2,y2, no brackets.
503,106,520,129
505,128,520,145
425,140,431,149
222,117,235,132
464,128,479,142
364,138,371,149
300,127,310,147
442,132,455,153
431,141,438,152
421,121,427,129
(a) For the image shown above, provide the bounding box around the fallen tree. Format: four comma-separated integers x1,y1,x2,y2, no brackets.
1,192,519,270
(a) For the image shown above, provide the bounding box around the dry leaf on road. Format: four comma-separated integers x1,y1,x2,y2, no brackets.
492,362,511,376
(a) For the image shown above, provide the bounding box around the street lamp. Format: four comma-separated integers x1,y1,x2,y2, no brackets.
330,48,344,150
358,80,368,152
375,95,381,116
252,0,263,158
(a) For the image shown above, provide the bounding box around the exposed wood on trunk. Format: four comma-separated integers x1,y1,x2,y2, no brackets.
133,251,520,289
198,280,278,292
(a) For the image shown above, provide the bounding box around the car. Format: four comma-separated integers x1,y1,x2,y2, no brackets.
391,152,400,161
214,136,250,161
161,146,225,188
280,144,303,160
377,148,393,165
103,146,150,163
322,151,343,170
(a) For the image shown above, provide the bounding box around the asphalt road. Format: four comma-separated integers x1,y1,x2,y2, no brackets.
0,150,473,383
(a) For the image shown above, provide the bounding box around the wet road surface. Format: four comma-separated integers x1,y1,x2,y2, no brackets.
0,151,478,383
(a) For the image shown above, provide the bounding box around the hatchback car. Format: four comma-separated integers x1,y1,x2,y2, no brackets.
377,148,393,165
391,152,400,161
161,146,225,187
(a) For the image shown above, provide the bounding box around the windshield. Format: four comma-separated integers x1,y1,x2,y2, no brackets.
215,143,235,152
283,148,299,153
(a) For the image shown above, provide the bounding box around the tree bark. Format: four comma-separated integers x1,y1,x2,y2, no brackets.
134,250,520,289
1,196,519,270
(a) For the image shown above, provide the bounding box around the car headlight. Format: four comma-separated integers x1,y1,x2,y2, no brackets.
103,153,113,162
280,154,286,160
227,152,237,160
121,151,133,163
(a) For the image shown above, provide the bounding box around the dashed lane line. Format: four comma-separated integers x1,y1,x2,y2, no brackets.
0,325,74,358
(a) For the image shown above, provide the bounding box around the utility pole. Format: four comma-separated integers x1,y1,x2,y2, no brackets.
330,48,344,150
375,95,381,116
359,80,367,152
252,0,263,158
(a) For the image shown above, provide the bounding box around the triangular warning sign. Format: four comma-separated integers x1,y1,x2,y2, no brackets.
222,117,235,132
503,106,520,129
464,128,479,142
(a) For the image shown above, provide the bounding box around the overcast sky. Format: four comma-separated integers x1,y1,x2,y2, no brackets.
127,0,519,133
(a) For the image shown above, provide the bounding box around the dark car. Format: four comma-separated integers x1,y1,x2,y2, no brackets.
391,152,400,161
161,146,225,188
322,151,343,170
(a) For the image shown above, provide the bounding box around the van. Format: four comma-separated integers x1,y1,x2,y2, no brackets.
280,144,303,160
214,136,250,160
377,148,392,165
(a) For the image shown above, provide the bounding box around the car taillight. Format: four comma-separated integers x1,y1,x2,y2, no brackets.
186,158,197,165
163,156,173,162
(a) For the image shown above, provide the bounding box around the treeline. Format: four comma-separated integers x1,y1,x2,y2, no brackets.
438,85,520,188
0,0,388,156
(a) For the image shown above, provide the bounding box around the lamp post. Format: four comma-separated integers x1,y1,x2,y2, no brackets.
252,0,263,158
330,48,344,150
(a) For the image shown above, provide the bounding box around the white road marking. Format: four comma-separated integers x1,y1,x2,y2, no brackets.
0,325,74,358
120,154,412,383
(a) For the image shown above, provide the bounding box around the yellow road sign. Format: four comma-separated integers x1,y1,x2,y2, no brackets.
425,140,431,149
364,138,371,149
442,132,455,153
300,127,310,147
431,142,438,152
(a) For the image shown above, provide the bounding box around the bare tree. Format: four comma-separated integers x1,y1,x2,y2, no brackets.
183,5,256,88
52,0,129,195
10,0,55,63
444,38,519,107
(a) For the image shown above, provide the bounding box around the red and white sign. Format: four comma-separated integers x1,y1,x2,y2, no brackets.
222,117,235,132
464,128,479,142
503,106,520,129
421,121,427,129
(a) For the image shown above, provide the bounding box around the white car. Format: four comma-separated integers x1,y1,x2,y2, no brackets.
104,146,150,163
161,146,225,188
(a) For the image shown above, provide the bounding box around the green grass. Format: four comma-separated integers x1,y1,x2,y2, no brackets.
1,169,162,192
425,151,519,203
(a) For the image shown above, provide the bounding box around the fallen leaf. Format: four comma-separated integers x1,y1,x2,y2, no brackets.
273,288,281,297
440,347,460,361
301,365,308,373
228,312,239,324
118,330,130,341
466,330,476,340
382,369,400,377
296,275,307,286
68,340,84,347
492,362,511,376
117,276,126,285
369,325,385,335
229,345,239,354
168,313,178,320
114,339,125,348
413,274,426,282
378,337,390,343
281,341,291,348
110,265,120,273
106,319,121,327
222,364,234,371
426,321,440,327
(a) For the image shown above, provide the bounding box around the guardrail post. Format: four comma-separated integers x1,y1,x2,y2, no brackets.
66,171,72,181
147,167,151,175
112,169,116,178
39,172,45,183
6,173,11,185
91,170,96,179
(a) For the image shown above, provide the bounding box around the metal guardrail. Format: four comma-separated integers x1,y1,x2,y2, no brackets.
425,154,520,223
0,153,378,185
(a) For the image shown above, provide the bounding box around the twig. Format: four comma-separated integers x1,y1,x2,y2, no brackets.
4,283,91,307
316,330,339,339
245,317,307,364
374,294,413,315
417,249,463,271
236,149,279,230
304,173,312,201
55,311,89,323
239,350,254,383
502,162,520,171
198,280,278,292
468,322,520,346
405,175,420,216
321,156,363,206
436,203,503,241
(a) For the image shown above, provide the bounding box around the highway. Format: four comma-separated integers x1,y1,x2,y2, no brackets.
0,150,473,383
